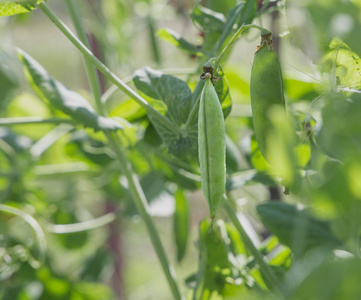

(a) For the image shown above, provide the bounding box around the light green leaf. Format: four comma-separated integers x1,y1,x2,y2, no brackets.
0,0,43,17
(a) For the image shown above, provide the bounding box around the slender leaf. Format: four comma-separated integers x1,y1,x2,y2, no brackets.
17,49,123,132
173,189,190,262
157,28,204,56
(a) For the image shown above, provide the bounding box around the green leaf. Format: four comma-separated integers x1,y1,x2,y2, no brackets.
173,189,190,262
193,219,245,300
322,38,361,90
190,6,226,33
17,49,123,132
0,0,43,17
316,92,361,160
257,202,341,256
133,67,192,126
236,0,258,26
0,48,19,110
0,127,32,153
214,70,232,118
133,67,198,159
157,28,204,56
289,258,361,300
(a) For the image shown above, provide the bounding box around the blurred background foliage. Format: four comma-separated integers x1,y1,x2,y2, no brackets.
1,0,361,299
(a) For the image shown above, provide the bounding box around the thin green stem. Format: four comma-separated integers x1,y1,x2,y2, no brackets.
216,24,270,68
58,3,183,299
0,204,46,268
46,211,118,234
0,117,75,126
38,2,181,135
106,132,183,300
65,0,104,115
223,197,281,294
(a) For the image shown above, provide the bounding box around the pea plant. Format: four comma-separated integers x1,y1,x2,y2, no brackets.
2,0,361,299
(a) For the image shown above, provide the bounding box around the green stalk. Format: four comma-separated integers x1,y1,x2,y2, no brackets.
215,24,270,69
55,3,183,299
64,0,104,115
106,132,183,300
0,117,75,126
223,197,281,294
38,2,181,135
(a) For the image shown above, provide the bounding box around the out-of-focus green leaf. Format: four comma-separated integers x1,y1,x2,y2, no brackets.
225,135,241,174
236,0,257,26
286,0,361,59
193,219,245,300
0,49,19,110
289,258,361,300
322,38,361,90
0,127,32,153
17,49,123,132
173,189,189,262
190,6,226,33
257,202,341,256
0,0,44,17
316,92,361,161
157,29,204,56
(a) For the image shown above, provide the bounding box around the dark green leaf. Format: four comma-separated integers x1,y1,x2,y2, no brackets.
157,29,204,56
289,258,361,300
190,6,226,33
0,49,19,110
236,0,258,26
173,189,190,262
17,49,123,132
257,202,341,256
133,67,192,126
0,127,32,153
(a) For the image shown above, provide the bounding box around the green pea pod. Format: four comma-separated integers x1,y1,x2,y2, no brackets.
198,77,226,218
250,33,286,161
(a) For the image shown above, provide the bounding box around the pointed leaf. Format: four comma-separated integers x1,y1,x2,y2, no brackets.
157,28,204,56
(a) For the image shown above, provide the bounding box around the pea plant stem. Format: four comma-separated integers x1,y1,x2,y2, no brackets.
223,197,281,295
106,132,183,300
64,0,104,115
37,2,181,136
57,3,183,300
0,117,76,126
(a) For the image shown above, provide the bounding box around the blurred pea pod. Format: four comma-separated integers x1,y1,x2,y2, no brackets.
250,33,286,162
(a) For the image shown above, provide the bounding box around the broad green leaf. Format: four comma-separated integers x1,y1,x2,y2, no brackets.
133,67,198,159
173,189,190,262
257,202,341,256
0,0,42,17
286,0,361,58
17,49,123,132
133,67,192,126
190,6,225,52
206,0,236,15
316,92,361,160
157,28,204,56
289,258,361,300
190,6,226,33
322,38,361,90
